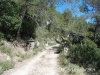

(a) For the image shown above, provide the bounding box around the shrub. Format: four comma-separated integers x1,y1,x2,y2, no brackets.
69,38,100,68
59,52,69,67
59,52,86,75
64,64,86,75
0,0,21,41
0,60,15,74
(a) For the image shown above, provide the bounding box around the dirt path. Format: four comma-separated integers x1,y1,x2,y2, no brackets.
2,44,60,75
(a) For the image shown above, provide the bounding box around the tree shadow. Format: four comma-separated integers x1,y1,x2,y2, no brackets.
52,46,60,54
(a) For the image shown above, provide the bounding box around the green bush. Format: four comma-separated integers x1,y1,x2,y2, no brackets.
69,38,100,68
0,0,21,41
59,52,69,67
0,60,15,74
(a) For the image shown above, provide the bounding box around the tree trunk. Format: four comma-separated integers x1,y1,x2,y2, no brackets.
16,0,29,38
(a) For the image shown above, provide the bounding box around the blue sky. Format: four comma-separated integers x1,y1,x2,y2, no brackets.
55,1,83,16
55,1,92,22
56,2,70,13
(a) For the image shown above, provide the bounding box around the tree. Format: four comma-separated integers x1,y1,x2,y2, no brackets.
0,0,21,40
16,0,29,38
16,0,39,38
81,0,100,41
16,0,80,38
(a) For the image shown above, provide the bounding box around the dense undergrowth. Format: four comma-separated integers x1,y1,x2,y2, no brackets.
58,37,100,75
69,38,100,68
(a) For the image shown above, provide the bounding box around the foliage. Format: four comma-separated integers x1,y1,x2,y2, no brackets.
0,0,21,40
0,32,4,40
80,0,100,41
69,38,100,69
59,52,86,75
0,46,12,56
21,13,37,40
63,9,72,23
59,52,69,67
0,0,100,74
58,44,64,53
16,52,30,60
0,60,15,74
